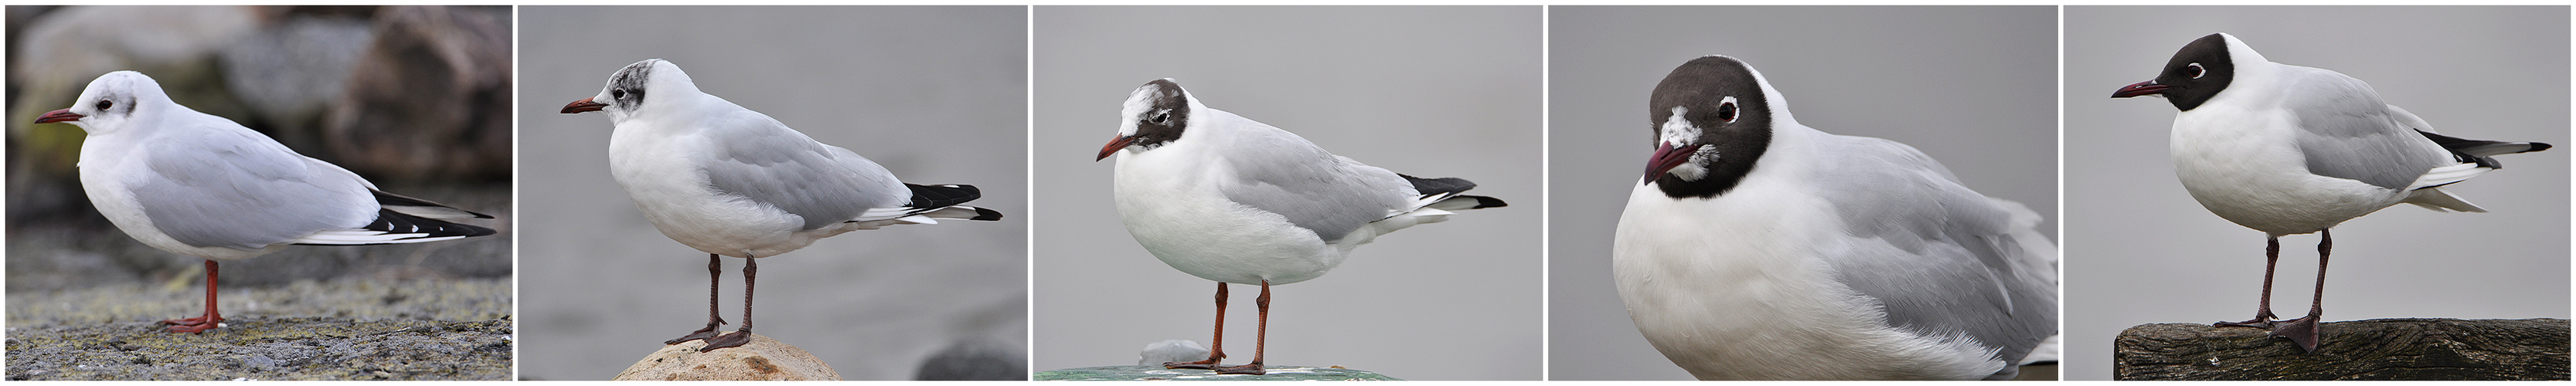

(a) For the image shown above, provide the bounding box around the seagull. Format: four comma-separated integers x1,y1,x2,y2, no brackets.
34,70,497,334
560,59,1002,352
1095,79,1505,374
2112,32,2550,353
1614,56,2057,380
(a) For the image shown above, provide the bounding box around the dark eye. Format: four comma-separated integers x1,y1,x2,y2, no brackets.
611,89,627,99
1716,101,1737,123
1150,111,1169,124
94,100,112,110
2186,63,2206,79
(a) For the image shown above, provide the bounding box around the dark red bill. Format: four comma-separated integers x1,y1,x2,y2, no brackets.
33,109,83,124
560,97,607,113
1097,134,1135,161
2111,81,2168,98
1644,142,1703,184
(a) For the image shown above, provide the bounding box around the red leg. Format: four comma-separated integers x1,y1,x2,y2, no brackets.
700,256,755,352
666,253,728,344
1216,280,1269,375
160,260,226,333
1166,282,1230,369
2217,236,2283,329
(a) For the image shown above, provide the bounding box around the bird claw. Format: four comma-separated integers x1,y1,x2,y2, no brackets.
697,330,751,352
1215,362,1266,375
159,314,226,333
2270,316,2322,354
663,319,728,345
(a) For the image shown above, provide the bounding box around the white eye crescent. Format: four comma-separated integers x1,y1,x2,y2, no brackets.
1716,96,1739,124
2186,63,2206,79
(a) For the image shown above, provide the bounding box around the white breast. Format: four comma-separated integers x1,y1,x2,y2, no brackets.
2169,107,2404,235
1110,135,1344,286
607,120,822,258
1611,132,2008,380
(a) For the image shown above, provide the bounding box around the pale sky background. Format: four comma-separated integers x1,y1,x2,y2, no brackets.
1030,6,1545,381
2065,6,2570,381
516,6,1027,380
1549,6,2059,380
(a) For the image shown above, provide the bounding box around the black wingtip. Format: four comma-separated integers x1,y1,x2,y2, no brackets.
972,207,1004,221
377,209,497,238
1400,174,1479,198
299,209,497,245
371,189,495,218
2530,142,2554,152
1464,195,1507,208
907,183,985,209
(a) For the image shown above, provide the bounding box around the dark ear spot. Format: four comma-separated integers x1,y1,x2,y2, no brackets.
1129,80,1193,149
608,62,655,108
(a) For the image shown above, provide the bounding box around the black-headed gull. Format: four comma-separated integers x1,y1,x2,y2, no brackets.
2112,32,2550,353
34,70,497,334
1616,56,2057,380
561,59,1003,352
1094,79,1506,374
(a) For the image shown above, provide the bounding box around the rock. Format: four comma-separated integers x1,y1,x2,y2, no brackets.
2,317,510,380
613,333,841,381
913,337,1026,381
1036,365,1400,381
318,5,512,183
1137,339,1210,366
2115,318,2569,381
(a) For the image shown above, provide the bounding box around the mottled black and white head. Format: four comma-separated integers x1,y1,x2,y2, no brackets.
560,59,703,122
33,71,182,135
1642,56,1795,198
2112,32,2267,111
1097,78,1200,161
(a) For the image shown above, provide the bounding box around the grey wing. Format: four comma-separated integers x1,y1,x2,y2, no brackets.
2282,66,2454,190
1215,124,1414,243
1813,136,2058,366
700,113,907,230
131,127,376,250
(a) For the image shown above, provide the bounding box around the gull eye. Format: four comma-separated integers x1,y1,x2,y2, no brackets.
1150,111,1170,124
2186,63,2207,79
94,100,113,111
611,89,627,99
1716,101,1738,123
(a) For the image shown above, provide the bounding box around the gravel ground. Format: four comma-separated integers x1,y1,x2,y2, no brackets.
5,278,512,380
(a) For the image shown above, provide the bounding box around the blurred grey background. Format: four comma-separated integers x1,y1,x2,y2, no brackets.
2065,6,2569,381
5,5,512,324
1031,6,1543,380
517,6,1026,381
1549,6,2058,380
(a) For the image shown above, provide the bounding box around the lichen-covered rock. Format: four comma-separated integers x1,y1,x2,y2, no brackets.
614,333,840,381
2,317,511,381
1036,365,1399,381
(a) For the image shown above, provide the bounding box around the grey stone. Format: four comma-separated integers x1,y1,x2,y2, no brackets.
1037,365,1400,381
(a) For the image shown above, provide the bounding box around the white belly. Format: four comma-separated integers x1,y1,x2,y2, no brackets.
1611,184,2005,380
80,137,284,261
2169,114,2403,235
1111,151,1342,286
609,127,830,258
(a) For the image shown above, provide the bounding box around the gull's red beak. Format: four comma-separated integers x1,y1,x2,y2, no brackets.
33,109,83,124
2111,81,2168,98
1644,142,1702,184
560,97,607,113
1097,135,1135,161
